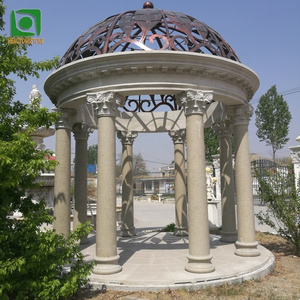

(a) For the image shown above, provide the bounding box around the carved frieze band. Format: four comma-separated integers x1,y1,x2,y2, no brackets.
87,91,125,118
226,104,253,126
117,131,138,145
169,129,186,144
54,108,77,130
176,90,213,116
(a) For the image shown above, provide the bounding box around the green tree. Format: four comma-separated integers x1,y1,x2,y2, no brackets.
255,85,292,161
0,3,93,299
133,153,149,176
116,153,149,176
204,127,219,161
87,144,98,165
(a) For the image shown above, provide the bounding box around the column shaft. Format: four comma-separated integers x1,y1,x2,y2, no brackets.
230,105,260,257
73,124,89,244
170,130,188,236
177,90,215,273
214,122,237,243
53,110,74,236
87,91,124,275
118,131,137,237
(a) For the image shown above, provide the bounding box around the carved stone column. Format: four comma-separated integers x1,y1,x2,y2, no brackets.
227,104,260,257
169,129,188,236
117,131,138,237
53,109,76,236
87,91,125,274
176,90,215,273
213,119,237,242
73,123,90,244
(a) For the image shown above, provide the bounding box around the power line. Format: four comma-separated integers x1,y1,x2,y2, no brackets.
143,159,170,166
252,86,300,104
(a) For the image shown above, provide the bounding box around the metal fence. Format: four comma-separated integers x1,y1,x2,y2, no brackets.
251,159,289,206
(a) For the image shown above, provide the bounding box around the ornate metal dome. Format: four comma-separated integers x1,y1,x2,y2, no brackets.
59,2,240,67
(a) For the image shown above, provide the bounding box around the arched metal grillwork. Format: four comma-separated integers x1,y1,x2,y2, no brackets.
60,6,239,66
123,95,180,112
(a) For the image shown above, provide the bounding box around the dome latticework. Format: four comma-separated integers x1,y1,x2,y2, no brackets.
59,5,240,66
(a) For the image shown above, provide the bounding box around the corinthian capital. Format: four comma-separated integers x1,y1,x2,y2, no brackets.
226,104,253,126
54,108,77,130
212,119,232,138
87,91,125,118
72,123,91,141
117,131,138,145
169,129,186,144
176,90,213,116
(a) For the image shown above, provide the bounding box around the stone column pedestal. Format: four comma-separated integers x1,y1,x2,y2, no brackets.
177,90,215,273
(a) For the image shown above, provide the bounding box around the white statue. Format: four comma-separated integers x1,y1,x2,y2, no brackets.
29,84,42,107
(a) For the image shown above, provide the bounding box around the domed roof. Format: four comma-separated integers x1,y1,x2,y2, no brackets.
59,2,240,67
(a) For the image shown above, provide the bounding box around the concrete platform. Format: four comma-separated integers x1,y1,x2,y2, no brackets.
79,201,275,291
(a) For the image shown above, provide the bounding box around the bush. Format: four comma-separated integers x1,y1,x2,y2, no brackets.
160,223,176,232
0,199,94,300
256,167,300,256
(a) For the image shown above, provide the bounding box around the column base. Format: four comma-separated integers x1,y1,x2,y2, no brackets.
235,241,260,257
93,255,122,275
220,230,238,243
174,227,189,237
120,227,136,237
185,254,215,273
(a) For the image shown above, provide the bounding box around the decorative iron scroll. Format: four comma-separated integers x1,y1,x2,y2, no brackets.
60,7,240,66
122,95,180,112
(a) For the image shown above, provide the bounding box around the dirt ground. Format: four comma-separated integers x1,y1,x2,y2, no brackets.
73,232,300,300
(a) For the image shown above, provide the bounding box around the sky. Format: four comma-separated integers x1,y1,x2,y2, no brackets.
3,0,300,171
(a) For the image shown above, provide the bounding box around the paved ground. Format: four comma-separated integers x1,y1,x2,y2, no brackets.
80,200,276,291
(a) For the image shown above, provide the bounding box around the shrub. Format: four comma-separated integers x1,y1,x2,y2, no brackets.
0,199,94,300
256,167,300,256
160,223,176,232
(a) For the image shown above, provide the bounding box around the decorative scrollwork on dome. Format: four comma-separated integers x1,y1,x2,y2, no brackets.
60,8,239,66
122,95,180,112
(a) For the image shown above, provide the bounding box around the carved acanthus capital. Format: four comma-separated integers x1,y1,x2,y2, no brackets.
117,131,138,145
54,108,77,130
212,119,233,138
72,123,91,141
169,129,186,144
226,104,253,126
87,91,125,118
176,90,213,116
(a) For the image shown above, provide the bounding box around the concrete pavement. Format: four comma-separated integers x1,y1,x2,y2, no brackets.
80,200,275,292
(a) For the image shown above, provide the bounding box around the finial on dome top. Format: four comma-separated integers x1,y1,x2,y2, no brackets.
143,1,154,9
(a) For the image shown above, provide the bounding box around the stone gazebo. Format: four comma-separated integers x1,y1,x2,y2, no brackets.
44,2,260,275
